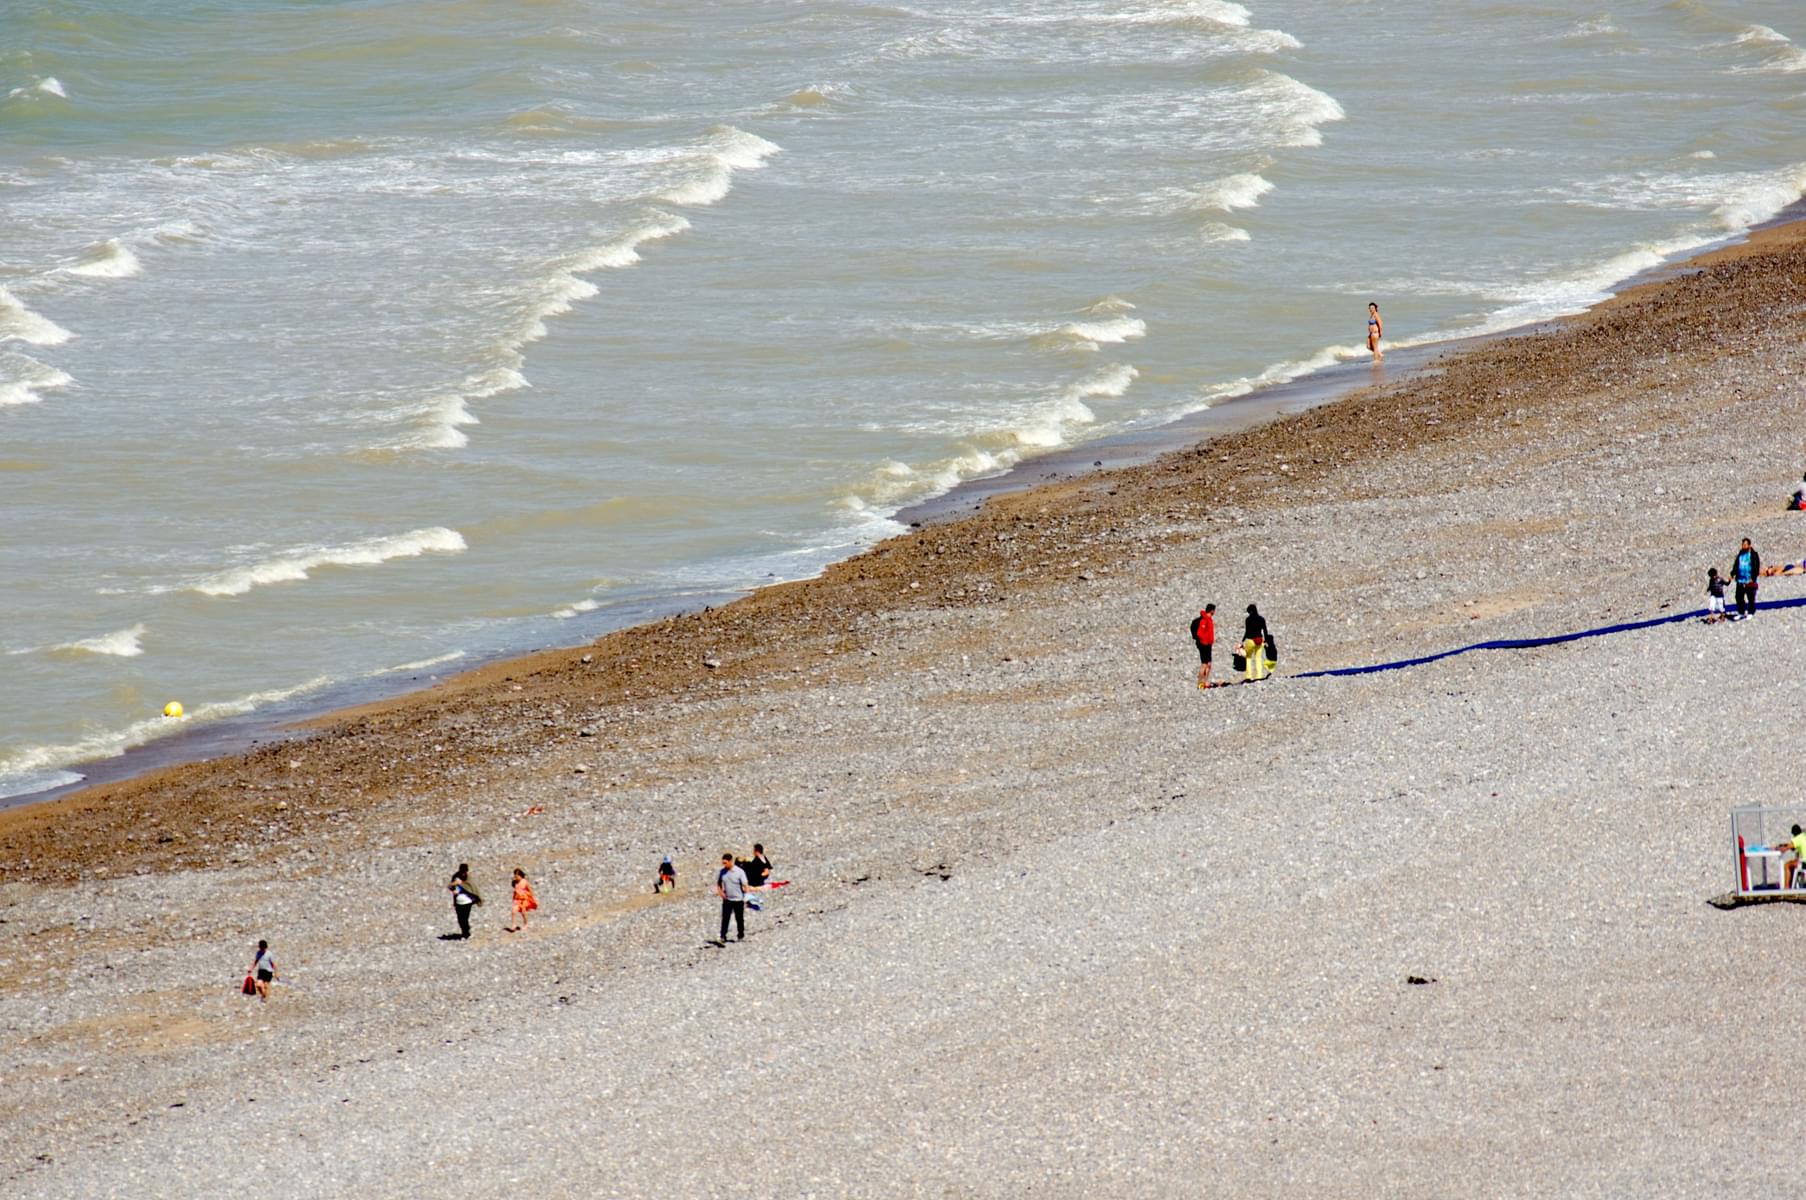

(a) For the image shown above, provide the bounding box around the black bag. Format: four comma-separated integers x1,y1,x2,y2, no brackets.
1231,651,1246,672
1264,634,1279,665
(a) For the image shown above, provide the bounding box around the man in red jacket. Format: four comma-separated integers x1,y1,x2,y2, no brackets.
1190,603,1216,690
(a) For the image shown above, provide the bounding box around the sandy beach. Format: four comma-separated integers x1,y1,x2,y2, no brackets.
5,219,1806,1197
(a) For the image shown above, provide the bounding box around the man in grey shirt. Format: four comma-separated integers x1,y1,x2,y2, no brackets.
716,852,750,943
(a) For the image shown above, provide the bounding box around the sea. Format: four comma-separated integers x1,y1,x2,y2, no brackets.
3,0,1804,800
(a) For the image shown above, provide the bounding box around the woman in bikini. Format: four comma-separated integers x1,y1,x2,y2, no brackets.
1366,302,1383,362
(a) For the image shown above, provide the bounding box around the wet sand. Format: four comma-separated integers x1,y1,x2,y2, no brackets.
4,219,1806,1196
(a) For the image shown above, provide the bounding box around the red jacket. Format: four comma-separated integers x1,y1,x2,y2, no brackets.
1191,611,1214,645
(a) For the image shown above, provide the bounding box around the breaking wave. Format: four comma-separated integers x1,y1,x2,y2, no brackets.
0,354,73,405
161,527,468,597
658,125,782,207
65,238,142,279
0,286,73,346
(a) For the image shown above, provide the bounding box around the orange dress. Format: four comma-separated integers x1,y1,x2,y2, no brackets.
512,880,538,914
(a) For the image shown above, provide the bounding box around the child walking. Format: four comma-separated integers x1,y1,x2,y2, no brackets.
505,868,538,932
1704,567,1727,624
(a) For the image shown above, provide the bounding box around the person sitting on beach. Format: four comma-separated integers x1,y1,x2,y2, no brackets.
653,855,676,895
505,868,538,932
1241,604,1269,683
1790,489,1804,513
741,843,772,889
1783,825,1806,889
1190,603,1216,690
1704,567,1727,624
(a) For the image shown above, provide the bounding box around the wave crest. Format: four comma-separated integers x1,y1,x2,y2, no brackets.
167,527,468,597
66,238,142,279
658,126,782,207
0,286,73,346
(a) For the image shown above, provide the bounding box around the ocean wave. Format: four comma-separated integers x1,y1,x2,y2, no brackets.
551,598,601,619
1199,222,1252,243
0,286,73,345
778,83,846,110
8,623,147,659
1194,172,1274,211
159,527,467,597
55,624,146,658
570,210,691,271
0,676,333,800
852,363,1141,506
658,126,782,207
1201,342,1369,403
64,237,142,279
502,105,642,135
499,209,693,359
0,353,73,405
5,76,67,101
1042,315,1148,350
374,651,466,674
1247,71,1346,148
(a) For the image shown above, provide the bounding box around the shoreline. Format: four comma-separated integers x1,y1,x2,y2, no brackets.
8,200,1806,1194
10,202,1801,818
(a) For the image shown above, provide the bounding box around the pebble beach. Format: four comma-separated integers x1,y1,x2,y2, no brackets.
4,220,1806,1197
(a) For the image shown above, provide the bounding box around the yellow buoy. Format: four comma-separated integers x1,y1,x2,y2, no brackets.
162,700,184,718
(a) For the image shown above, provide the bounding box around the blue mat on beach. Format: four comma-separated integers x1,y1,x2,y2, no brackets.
1293,594,1806,680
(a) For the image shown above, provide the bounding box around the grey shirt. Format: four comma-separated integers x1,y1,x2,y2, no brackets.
718,866,749,901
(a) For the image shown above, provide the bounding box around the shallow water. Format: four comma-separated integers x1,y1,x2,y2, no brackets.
3,0,1804,797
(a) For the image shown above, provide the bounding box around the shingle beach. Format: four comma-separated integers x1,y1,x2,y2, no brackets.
4,222,1806,1198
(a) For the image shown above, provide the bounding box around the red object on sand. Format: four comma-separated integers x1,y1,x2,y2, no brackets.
766,880,790,889
1739,835,1749,892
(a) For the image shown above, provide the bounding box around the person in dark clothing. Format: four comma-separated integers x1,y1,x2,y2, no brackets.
448,863,481,939
1241,604,1269,682
653,855,676,895
1190,603,1216,690
741,844,772,889
716,852,749,943
1729,538,1761,619
1704,567,1727,624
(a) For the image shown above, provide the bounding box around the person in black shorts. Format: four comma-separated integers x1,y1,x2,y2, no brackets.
1190,603,1216,690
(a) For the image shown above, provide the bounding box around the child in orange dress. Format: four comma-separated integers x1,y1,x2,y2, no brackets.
505,868,538,932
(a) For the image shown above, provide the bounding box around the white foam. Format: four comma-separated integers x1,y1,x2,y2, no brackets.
0,676,333,798
658,126,781,208
1194,172,1275,212
1724,24,1806,72
571,211,691,271
1248,71,1346,148
0,354,73,405
165,527,467,597
1200,222,1252,243
1052,316,1148,346
65,238,142,279
53,624,147,658
551,598,601,619
374,651,466,674
1201,343,1368,403
7,77,66,101
0,286,73,346
0,769,84,801
1082,296,1137,315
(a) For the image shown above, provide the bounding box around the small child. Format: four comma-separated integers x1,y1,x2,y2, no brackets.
1705,567,1726,624
653,855,676,895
